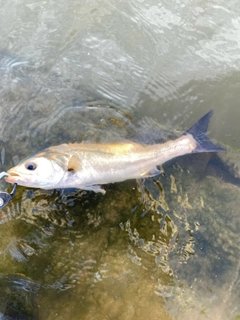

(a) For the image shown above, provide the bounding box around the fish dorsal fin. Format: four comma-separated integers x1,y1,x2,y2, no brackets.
67,154,81,172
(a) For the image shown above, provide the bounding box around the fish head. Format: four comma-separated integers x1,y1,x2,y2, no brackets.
5,156,65,189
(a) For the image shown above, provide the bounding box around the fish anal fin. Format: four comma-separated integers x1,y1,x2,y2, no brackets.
140,167,162,178
83,185,106,194
68,155,82,172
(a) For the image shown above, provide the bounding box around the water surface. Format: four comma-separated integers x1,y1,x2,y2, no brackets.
0,0,239,319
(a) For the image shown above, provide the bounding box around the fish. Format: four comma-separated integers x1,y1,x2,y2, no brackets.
5,111,225,194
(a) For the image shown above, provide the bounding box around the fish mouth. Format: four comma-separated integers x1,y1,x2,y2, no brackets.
5,171,20,183
7,170,20,177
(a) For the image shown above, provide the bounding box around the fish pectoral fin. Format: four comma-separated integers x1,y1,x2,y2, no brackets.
67,155,82,172
82,185,106,194
140,167,162,178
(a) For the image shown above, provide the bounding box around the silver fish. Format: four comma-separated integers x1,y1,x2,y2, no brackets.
5,111,225,194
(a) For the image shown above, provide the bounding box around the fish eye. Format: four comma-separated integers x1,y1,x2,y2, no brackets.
25,162,37,171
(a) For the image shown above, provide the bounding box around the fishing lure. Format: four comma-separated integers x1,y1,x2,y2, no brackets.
0,172,17,209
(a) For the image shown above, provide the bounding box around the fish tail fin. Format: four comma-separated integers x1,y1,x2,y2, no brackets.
185,110,225,153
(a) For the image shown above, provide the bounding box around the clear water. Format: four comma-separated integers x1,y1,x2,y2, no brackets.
0,0,239,319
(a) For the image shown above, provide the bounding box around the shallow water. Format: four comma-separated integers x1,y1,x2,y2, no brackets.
0,0,239,319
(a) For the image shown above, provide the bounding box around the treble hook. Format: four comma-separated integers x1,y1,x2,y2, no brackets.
0,172,17,209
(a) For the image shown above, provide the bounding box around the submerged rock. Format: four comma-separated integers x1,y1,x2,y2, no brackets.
0,274,40,320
